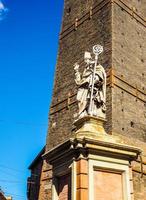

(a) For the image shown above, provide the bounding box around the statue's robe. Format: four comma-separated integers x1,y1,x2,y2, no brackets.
75,64,106,118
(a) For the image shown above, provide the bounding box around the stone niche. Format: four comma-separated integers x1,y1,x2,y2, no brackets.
43,136,141,200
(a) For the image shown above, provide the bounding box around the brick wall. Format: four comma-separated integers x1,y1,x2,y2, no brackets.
0,193,7,200
58,174,71,200
27,162,42,200
112,1,146,142
133,172,146,200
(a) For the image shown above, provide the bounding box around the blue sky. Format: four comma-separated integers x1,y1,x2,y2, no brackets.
0,0,64,199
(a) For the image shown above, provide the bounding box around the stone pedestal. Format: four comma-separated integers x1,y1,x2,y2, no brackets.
44,141,141,200
74,116,107,138
74,116,120,143
43,117,141,200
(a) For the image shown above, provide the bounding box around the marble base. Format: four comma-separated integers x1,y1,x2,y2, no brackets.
74,116,120,143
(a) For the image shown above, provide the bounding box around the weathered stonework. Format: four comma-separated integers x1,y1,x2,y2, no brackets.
39,1,146,200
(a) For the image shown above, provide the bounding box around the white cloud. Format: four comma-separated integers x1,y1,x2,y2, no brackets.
0,0,9,21
0,1,4,9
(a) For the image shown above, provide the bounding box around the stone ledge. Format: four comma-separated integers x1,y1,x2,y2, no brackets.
43,136,141,165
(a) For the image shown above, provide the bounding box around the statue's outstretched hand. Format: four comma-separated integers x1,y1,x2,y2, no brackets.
74,63,79,71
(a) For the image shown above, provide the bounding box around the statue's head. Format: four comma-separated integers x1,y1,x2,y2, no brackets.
84,51,92,65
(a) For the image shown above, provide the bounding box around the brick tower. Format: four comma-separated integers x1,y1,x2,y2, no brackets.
39,1,146,200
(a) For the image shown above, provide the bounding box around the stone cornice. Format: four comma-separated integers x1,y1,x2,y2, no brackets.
43,137,141,165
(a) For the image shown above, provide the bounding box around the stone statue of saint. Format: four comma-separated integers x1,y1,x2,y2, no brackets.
74,45,106,119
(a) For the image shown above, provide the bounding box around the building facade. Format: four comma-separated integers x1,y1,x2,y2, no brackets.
0,189,12,200
38,0,146,200
27,147,45,200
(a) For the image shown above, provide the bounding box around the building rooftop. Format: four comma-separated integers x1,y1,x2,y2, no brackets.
0,188,12,200
28,146,45,169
